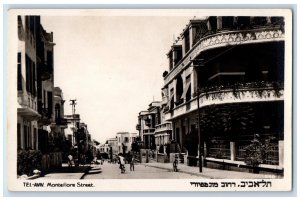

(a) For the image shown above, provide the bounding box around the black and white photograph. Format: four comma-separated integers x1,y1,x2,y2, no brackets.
6,9,293,191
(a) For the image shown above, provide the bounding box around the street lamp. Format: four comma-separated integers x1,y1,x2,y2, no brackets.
191,58,204,173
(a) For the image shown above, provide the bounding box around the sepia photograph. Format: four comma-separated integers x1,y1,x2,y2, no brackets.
6,9,293,191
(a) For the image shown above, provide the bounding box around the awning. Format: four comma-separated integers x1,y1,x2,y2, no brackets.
181,81,191,99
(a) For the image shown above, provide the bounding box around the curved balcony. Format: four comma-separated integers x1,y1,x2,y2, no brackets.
17,92,40,120
165,81,284,121
163,27,284,86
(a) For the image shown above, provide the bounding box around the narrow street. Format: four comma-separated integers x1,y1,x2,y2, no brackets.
83,162,204,179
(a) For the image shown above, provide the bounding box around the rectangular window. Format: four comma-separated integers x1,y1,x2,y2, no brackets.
29,16,35,37
25,55,31,93
125,137,129,143
32,63,36,96
33,128,37,149
24,125,28,149
28,126,31,149
184,31,190,53
43,90,46,108
47,51,53,71
47,91,53,117
17,53,22,91
17,123,21,149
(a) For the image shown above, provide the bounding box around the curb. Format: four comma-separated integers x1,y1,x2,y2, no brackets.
80,173,87,179
143,163,213,179
26,174,41,180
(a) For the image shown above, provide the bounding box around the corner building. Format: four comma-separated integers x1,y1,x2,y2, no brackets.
162,17,284,171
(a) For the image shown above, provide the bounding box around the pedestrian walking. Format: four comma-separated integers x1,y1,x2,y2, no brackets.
173,156,178,172
130,155,135,171
118,154,126,173
68,154,74,167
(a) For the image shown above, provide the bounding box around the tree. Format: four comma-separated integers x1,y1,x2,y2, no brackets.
244,134,277,173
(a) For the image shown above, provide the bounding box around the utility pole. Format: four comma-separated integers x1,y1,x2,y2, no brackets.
191,58,204,173
69,99,77,145
70,99,78,165
197,90,202,173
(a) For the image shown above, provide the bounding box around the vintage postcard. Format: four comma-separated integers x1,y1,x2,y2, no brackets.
7,9,293,192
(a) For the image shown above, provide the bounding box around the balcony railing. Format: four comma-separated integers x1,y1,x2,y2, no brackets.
163,27,284,86
143,129,155,134
165,81,284,121
17,92,40,120
155,123,172,133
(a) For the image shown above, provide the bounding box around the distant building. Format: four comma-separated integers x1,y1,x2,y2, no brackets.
50,87,68,151
99,144,109,154
116,132,137,154
107,137,118,157
136,101,160,149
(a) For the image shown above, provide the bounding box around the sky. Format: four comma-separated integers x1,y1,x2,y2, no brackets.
41,13,199,144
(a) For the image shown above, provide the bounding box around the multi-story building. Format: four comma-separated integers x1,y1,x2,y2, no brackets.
49,87,68,153
137,101,160,149
116,132,137,154
17,16,67,172
99,143,110,154
162,16,285,170
77,122,91,154
107,137,118,157
17,16,41,151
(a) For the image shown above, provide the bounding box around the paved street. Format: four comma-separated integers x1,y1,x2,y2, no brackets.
83,161,205,179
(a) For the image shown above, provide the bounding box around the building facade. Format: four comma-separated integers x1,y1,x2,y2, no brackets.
107,137,118,158
162,16,284,170
116,132,137,154
137,101,161,150
17,16,68,174
17,16,41,151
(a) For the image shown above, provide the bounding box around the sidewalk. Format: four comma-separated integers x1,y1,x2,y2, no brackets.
142,161,283,179
34,163,91,180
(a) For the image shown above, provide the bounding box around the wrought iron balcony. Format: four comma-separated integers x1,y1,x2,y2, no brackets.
165,81,284,121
